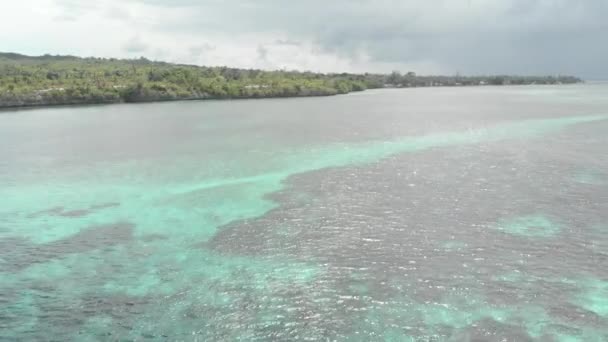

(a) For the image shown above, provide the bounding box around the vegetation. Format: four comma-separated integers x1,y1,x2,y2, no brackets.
0,52,582,108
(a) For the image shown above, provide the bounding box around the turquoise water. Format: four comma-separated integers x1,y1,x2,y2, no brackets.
1,85,608,340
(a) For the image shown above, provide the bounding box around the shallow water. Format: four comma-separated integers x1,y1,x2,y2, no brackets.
1,84,608,341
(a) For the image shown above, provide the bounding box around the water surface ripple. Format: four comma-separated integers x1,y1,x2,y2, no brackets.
1,85,608,341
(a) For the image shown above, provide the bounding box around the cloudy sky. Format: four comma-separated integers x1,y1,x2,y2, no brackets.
1,0,607,78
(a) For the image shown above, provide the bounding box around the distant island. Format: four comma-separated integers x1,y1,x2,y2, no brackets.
0,52,582,109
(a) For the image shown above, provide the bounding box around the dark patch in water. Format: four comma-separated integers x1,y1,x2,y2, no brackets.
6,289,151,341
0,222,134,271
548,303,606,328
79,293,149,320
210,138,608,338
140,234,169,242
60,209,91,217
89,202,121,210
55,222,134,251
27,202,121,219
448,319,535,342
27,206,72,218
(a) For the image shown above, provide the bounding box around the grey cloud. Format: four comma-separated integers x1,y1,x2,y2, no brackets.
53,0,98,22
106,7,132,21
53,14,79,22
274,39,302,47
54,0,98,15
257,45,268,61
67,1,608,77
123,36,149,53
189,44,216,57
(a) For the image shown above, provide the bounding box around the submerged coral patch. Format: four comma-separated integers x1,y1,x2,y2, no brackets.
495,215,562,238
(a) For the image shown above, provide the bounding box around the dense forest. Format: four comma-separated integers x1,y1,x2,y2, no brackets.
0,52,582,108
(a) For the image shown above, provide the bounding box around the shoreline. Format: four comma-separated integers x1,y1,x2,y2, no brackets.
0,52,584,112
0,83,585,112
0,92,339,112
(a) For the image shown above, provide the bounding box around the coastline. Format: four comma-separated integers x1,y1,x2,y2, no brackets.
0,52,584,112
0,91,341,111
0,83,586,112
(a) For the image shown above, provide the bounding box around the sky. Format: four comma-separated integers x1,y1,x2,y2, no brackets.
1,0,607,78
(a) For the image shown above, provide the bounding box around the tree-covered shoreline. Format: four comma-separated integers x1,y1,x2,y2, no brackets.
0,52,582,109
